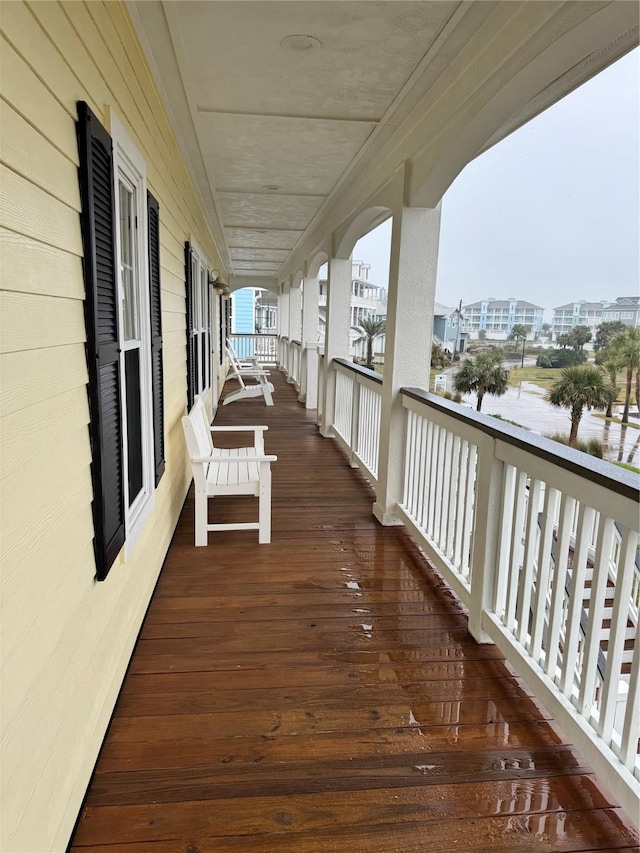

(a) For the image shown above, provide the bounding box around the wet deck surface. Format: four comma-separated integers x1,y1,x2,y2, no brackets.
71,371,639,852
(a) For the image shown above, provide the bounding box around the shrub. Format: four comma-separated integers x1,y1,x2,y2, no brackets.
443,391,452,400
538,349,586,368
452,391,462,403
536,355,553,368
545,431,604,458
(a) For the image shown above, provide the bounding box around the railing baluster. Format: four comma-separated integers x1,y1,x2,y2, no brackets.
516,477,542,647
543,493,576,681
505,470,528,631
427,424,440,537
530,485,560,664
420,419,434,532
579,516,615,718
494,463,516,620
598,528,638,742
560,504,596,696
453,439,469,570
439,430,454,549
461,442,477,580
413,418,426,518
433,426,446,543
620,631,639,771
446,435,461,559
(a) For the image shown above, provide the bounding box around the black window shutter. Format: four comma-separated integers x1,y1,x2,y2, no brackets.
147,191,165,486
185,242,195,409
76,101,125,581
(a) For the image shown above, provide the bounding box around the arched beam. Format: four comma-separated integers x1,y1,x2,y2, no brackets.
409,5,638,207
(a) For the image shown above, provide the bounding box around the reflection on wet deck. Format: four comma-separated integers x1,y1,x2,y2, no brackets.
70,372,639,852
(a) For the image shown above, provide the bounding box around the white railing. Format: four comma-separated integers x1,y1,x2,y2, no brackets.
317,351,325,427
229,333,277,365
322,358,639,819
288,339,302,390
397,388,639,818
332,359,382,486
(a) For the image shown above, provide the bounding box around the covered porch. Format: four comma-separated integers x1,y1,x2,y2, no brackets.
70,370,638,852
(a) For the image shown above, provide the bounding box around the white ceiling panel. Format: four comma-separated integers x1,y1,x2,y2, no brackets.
172,2,458,120
230,248,291,263
197,113,375,196
226,228,303,250
218,192,325,230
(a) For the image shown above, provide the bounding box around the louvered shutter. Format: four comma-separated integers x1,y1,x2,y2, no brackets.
76,101,125,581
147,192,165,485
185,242,196,409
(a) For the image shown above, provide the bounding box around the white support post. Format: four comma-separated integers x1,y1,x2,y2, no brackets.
278,283,290,374
373,204,441,526
320,256,352,437
288,285,302,386
289,285,302,342
302,276,320,408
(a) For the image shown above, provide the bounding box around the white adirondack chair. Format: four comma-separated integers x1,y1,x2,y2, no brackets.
182,395,277,545
227,338,261,370
224,345,274,406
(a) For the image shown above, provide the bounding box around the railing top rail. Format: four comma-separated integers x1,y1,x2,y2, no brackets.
402,387,640,503
230,333,277,338
333,357,383,386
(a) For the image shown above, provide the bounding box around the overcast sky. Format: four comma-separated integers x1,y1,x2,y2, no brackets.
354,47,639,319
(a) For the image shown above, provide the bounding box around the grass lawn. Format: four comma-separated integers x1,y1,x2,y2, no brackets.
592,413,640,429
508,365,563,391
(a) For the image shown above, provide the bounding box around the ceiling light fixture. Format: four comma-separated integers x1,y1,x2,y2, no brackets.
280,34,322,52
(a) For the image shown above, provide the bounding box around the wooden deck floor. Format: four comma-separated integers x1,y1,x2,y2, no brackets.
70,371,639,853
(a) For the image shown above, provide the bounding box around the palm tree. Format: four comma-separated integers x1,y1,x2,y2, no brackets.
452,351,509,412
608,327,640,423
547,365,610,446
601,349,622,419
508,323,530,366
431,341,449,369
353,316,386,370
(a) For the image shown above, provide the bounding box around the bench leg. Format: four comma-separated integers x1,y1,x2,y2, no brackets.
258,463,272,544
261,378,274,406
195,490,208,546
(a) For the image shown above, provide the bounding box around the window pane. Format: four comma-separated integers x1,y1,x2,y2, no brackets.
119,181,139,341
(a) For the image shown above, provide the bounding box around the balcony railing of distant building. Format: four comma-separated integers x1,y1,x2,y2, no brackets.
308,353,638,819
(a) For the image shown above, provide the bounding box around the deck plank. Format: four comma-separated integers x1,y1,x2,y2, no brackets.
69,371,639,852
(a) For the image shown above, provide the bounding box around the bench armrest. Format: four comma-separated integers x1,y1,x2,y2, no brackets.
192,455,277,464
209,426,268,433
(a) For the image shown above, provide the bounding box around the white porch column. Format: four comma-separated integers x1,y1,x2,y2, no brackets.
301,275,320,408
289,285,302,342
373,205,441,525
278,283,290,371
320,256,352,437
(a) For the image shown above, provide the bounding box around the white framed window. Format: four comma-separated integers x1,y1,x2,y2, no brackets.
190,239,211,397
110,111,155,551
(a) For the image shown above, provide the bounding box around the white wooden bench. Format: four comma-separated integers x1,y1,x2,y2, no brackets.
182,395,277,545
223,345,275,406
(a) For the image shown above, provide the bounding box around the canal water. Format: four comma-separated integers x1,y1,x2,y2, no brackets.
459,380,640,467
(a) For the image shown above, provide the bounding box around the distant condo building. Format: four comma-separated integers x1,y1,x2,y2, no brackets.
601,296,640,328
462,298,543,340
551,300,607,340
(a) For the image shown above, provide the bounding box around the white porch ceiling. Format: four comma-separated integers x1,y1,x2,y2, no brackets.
129,1,638,289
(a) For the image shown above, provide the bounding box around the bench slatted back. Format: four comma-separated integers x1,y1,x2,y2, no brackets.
183,395,215,489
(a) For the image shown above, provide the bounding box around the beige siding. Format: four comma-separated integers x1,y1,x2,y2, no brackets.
0,2,224,850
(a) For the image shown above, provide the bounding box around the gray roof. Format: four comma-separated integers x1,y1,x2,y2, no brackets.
553,301,606,311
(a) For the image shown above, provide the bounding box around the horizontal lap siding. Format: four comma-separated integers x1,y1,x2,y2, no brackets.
0,2,222,851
